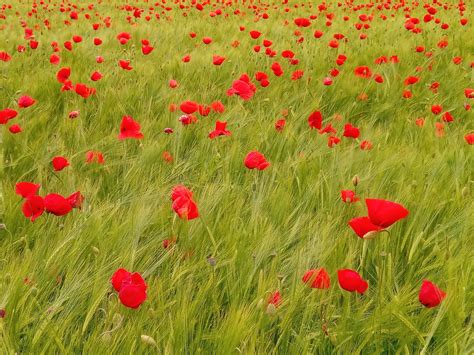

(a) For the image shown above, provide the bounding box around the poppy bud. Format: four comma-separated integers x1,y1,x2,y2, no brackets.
461,186,469,197
141,335,157,346
352,175,360,186
266,303,277,316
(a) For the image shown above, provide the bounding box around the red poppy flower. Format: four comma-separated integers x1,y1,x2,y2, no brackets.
118,60,133,70
75,83,95,98
465,133,474,145
419,280,446,308
354,66,372,79
348,217,384,239
431,105,442,115
267,291,281,307
212,55,225,66
328,136,341,147
275,119,286,132
209,121,231,139
360,140,372,150
343,123,360,139
0,108,18,125
0,51,12,62
111,269,147,309
227,74,256,100
337,269,368,294
22,195,45,222
56,67,71,83
90,71,102,81
85,151,105,164
118,116,144,140
302,268,330,289
16,182,41,198
211,101,225,113
52,156,69,171
366,198,409,228
308,110,323,130
244,151,270,170
249,30,261,39
171,185,199,220
179,114,198,126
67,191,84,209
9,124,22,134
294,18,311,27
142,45,154,55
180,101,199,114
44,194,73,216
116,32,131,44
442,112,454,123
18,95,36,108
341,190,359,203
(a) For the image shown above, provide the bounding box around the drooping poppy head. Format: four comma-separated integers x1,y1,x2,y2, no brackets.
419,280,446,308
337,269,368,294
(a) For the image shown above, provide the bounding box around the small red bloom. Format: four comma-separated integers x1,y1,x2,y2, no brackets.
308,111,323,130
171,185,199,220
52,156,69,171
275,119,286,132
22,195,45,222
118,116,144,140
267,290,281,307
341,190,359,203
343,123,360,139
209,121,231,139
244,151,270,170
9,124,22,134
18,95,36,108
337,269,368,294
302,268,331,289
16,182,41,198
111,268,147,309
0,108,18,124
44,194,73,216
419,280,446,308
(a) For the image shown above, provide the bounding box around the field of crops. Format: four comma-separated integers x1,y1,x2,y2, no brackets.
1,0,473,353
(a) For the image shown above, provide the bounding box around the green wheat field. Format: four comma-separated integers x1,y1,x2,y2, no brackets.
0,0,473,353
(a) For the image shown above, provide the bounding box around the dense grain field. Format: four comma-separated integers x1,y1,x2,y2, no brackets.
1,0,473,353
